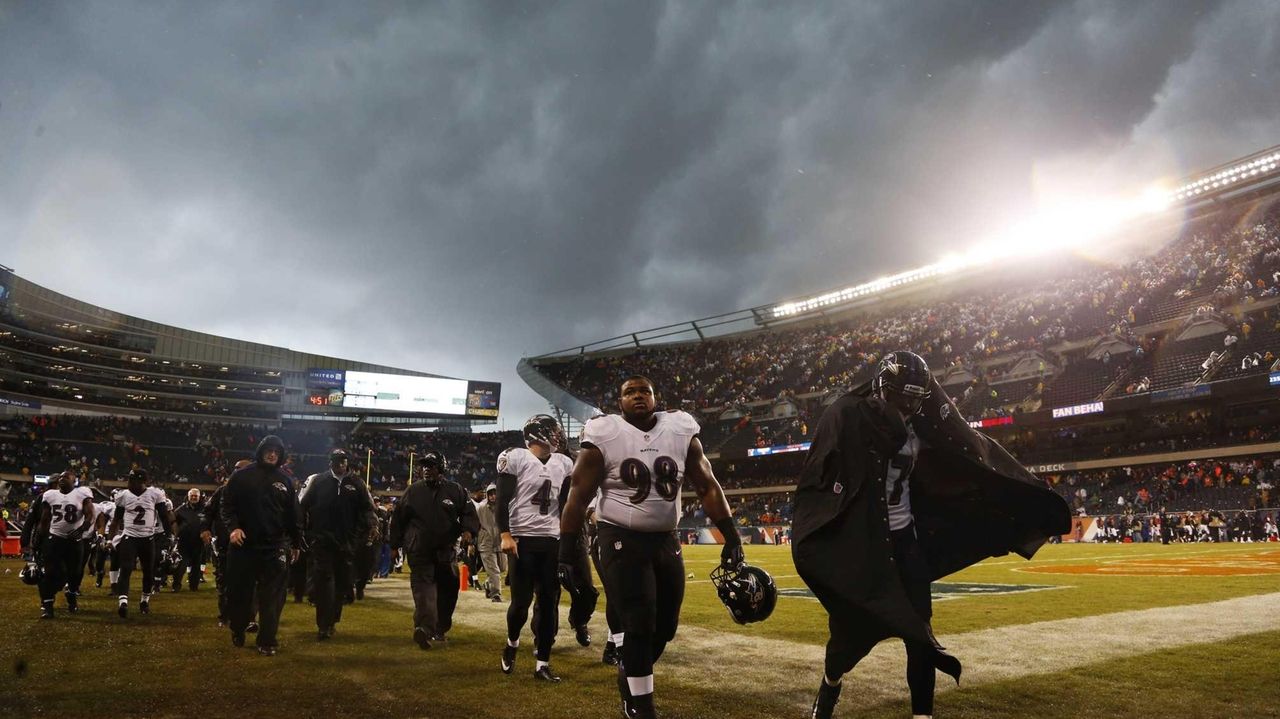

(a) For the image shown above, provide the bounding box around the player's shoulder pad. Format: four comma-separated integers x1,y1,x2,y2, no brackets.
663,409,701,436
496,447,524,474
579,413,621,446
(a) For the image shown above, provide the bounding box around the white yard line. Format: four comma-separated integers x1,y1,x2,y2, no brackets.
363,580,1280,711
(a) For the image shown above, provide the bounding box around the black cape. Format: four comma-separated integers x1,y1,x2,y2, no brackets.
792,376,1071,678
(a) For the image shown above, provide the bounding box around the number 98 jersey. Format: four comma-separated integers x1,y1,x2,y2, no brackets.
580,411,699,532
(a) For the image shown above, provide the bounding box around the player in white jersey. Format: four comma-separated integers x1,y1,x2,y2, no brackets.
559,376,748,719
33,470,96,618
91,499,116,588
108,469,176,618
497,414,575,681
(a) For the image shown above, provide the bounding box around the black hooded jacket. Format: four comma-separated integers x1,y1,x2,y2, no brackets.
299,468,376,554
792,376,1071,677
219,436,302,552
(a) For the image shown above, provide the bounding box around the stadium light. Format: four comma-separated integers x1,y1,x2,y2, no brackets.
771,193,1168,318
770,150,1280,319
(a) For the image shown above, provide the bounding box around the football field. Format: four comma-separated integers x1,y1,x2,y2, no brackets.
4,542,1279,718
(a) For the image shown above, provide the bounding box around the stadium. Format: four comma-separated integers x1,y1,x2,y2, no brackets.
6,5,1280,718
5,144,1280,718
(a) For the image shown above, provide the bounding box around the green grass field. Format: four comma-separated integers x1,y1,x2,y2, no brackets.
4,542,1279,718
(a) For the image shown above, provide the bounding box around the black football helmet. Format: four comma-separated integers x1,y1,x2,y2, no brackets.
710,562,777,625
420,451,448,474
872,350,932,400
20,561,43,586
523,414,566,452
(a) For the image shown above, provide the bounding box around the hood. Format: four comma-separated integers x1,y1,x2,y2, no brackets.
255,435,287,468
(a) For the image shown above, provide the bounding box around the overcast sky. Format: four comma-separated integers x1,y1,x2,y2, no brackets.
2,1,1277,428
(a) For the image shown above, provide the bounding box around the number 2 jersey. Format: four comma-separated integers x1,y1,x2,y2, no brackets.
40,486,95,538
496,447,573,538
580,410,700,533
114,487,172,539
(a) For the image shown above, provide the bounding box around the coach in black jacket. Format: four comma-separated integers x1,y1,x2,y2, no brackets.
794,352,1070,718
220,436,301,656
390,452,478,650
299,448,375,640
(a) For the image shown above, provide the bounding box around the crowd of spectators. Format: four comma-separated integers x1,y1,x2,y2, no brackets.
537,205,1280,418
0,413,522,495
1046,456,1277,516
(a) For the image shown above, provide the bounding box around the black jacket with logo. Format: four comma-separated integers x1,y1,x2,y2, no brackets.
390,479,479,562
219,436,301,552
300,469,376,554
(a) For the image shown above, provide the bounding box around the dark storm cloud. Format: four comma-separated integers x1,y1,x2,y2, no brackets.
0,1,1275,423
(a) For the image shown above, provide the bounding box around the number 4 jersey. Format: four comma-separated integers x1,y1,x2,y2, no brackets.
40,486,94,538
581,410,699,532
497,447,573,538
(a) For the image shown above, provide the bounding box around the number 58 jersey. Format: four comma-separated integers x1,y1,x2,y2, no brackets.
580,411,699,532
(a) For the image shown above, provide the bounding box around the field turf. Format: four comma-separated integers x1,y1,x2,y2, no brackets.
3,542,1278,718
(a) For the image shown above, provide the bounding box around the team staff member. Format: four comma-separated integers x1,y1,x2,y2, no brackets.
390,452,479,650
220,436,302,656
34,470,95,618
559,376,746,719
299,448,376,640
794,352,1071,719
172,488,206,592
475,484,504,602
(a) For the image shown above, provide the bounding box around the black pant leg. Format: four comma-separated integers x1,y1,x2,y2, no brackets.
409,560,439,635
137,536,156,596
115,537,138,598
311,546,336,630
290,550,309,601
649,532,685,663
599,525,660,680
591,539,621,636
226,547,257,634
506,543,538,643
531,540,562,661
435,559,460,636
332,551,352,623
254,548,289,648
893,526,936,716
38,537,67,603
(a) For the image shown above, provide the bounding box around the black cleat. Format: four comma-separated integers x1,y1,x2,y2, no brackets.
602,641,620,666
501,644,517,674
172,584,181,593
533,665,561,683
256,645,277,657
40,604,55,620
139,600,150,615
318,628,332,641
65,593,79,614
95,575,103,588
246,621,259,634
118,600,128,619
810,679,842,719
414,627,431,650
355,586,365,600
232,631,246,648
574,623,592,647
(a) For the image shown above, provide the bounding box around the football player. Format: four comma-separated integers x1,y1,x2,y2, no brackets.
559,376,746,719
109,469,176,618
34,470,96,618
497,414,574,682
91,496,116,588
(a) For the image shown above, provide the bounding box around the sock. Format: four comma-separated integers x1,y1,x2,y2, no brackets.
536,660,549,670
142,593,151,602
613,633,625,647
42,599,53,607
109,570,119,584
824,674,843,687
627,675,655,697
118,595,128,604
507,638,519,648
